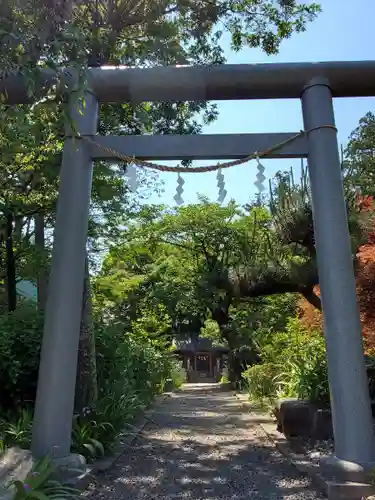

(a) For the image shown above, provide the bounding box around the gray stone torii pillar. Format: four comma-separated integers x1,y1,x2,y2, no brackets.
31,91,98,459
301,78,375,471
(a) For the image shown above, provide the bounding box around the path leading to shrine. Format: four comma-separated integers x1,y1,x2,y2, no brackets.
83,384,324,500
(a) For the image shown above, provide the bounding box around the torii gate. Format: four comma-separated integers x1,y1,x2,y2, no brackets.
2,60,375,488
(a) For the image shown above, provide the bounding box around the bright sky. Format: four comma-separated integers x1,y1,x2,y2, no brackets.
145,0,374,207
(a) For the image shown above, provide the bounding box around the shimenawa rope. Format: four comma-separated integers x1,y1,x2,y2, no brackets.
72,124,337,174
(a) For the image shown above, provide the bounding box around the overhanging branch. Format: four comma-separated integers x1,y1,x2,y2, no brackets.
234,269,321,310
301,289,322,311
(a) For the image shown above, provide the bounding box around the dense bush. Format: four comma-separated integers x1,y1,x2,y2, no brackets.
0,305,182,459
169,362,187,389
241,362,280,402
96,322,172,398
74,323,184,457
242,317,329,406
0,305,44,410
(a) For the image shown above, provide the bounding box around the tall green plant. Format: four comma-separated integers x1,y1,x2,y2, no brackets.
242,317,329,406
10,455,80,500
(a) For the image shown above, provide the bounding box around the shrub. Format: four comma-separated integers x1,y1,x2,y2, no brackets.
71,414,107,459
242,317,329,406
10,455,80,500
0,311,180,459
0,408,33,451
169,359,186,389
242,363,281,402
80,321,181,456
0,304,43,410
95,322,175,397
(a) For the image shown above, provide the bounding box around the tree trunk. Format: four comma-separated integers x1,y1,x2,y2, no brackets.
35,214,48,312
5,211,17,312
211,305,238,384
75,252,98,414
14,216,23,241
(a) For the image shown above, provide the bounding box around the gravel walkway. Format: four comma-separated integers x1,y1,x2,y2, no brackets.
83,384,324,500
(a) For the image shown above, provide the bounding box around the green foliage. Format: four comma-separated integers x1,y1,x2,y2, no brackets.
200,319,226,347
344,112,375,198
242,317,329,406
3,108,375,461
0,304,180,460
0,0,323,415
0,305,44,409
71,415,107,459
10,455,80,500
95,322,172,395
265,161,374,298
0,0,321,244
77,321,182,455
0,409,33,450
227,0,321,54
98,200,301,387
232,293,297,348
169,360,187,389
1,0,321,80
131,304,172,348
242,363,280,401
94,204,208,338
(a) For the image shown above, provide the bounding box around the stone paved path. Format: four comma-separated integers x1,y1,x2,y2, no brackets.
84,384,324,500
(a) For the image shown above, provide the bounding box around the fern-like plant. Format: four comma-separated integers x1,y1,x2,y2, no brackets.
10,455,80,500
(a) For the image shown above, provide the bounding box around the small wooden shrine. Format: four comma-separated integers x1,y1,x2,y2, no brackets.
173,336,229,383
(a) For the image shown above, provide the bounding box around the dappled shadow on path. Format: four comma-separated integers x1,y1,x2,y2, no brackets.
83,384,323,500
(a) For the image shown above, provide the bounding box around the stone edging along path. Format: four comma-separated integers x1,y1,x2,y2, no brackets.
233,393,328,495
234,392,375,500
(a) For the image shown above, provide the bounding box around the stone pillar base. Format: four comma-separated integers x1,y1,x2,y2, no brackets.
320,454,375,483
320,455,375,500
51,453,87,483
0,448,87,497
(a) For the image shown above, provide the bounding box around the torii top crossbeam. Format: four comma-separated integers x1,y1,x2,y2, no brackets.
2,60,375,104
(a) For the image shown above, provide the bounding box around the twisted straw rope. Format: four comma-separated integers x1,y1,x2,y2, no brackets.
75,125,337,174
